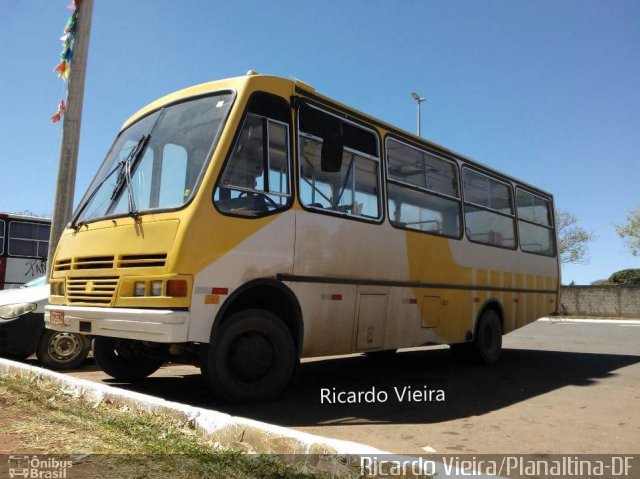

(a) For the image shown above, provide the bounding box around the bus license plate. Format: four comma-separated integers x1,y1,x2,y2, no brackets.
50,311,66,327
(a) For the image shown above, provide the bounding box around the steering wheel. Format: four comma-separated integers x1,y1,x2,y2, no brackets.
238,191,278,209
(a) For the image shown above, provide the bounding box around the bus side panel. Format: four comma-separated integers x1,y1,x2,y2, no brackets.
384,286,465,350
502,272,517,334
3,257,47,289
187,211,295,343
449,240,559,331
294,211,418,355
292,212,409,283
295,282,357,357
384,287,422,350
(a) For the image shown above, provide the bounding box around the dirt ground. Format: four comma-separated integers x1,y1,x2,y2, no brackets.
26,319,640,455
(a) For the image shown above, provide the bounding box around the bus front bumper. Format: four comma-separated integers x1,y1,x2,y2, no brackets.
44,305,189,343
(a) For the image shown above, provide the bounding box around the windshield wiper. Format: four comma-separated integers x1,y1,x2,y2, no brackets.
125,134,150,218
110,134,150,219
71,134,150,229
124,149,138,217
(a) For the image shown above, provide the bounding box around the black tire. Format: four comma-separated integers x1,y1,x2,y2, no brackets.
36,330,91,371
93,337,163,380
202,309,296,404
451,309,502,364
473,309,503,364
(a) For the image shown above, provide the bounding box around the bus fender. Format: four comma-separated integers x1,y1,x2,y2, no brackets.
210,278,304,357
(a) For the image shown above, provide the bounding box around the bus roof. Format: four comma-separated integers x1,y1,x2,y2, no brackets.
122,73,553,199
0,212,51,223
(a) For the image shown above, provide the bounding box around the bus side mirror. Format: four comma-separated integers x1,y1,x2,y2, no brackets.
321,132,344,172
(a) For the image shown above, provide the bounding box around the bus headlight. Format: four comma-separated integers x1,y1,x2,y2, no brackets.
134,282,146,297
0,303,37,320
150,281,163,296
50,282,65,296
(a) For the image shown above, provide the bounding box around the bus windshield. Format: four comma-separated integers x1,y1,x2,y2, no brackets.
75,92,234,224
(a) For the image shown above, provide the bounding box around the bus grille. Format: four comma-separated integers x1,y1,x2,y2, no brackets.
74,256,115,270
54,259,72,271
55,253,166,271
66,277,118,305
118,253,167,268
54,256,114,271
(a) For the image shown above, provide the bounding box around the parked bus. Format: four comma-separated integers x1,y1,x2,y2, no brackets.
46,73,560,403
0,213,50,289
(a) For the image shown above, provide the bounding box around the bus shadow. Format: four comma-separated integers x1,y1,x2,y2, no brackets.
103,346,640,427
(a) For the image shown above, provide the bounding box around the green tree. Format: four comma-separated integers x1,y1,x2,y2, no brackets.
609,269,640,285
615,206,640,256
556,209,596,265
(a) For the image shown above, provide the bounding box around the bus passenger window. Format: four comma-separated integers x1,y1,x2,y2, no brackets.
298,104,381,220
8,221,50,258
215,109,291,217
516,189,555,256
386,138,461,238
463,169,516,248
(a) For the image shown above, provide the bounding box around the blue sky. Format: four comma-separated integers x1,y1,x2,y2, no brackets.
0,0,638,284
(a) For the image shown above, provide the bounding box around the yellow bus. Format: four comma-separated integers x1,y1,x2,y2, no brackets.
46,73,560,403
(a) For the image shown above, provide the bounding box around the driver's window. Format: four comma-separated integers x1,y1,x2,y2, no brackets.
214,93,291,217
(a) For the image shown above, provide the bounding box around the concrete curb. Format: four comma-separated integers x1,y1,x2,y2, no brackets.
539,317,640,325
0,357,387,456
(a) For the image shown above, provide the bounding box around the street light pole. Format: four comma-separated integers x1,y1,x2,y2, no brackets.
411,91,426,137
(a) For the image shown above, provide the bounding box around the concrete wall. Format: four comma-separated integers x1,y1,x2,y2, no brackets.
560,286,640,318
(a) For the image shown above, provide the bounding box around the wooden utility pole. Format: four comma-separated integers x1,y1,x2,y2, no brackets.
47,0,94,278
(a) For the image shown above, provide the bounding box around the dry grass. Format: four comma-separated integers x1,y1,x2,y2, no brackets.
0,374,360,478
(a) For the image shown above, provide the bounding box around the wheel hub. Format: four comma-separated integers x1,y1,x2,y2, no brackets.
228,332,274,382
48,333,81,362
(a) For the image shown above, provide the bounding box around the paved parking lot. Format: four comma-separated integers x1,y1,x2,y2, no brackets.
57,318,640,454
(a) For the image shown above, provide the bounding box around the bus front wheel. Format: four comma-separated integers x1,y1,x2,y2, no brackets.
93,337,163,380
202,309,296,404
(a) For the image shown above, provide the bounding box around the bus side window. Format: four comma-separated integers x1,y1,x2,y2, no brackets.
298,104,381,220
516,188,555,256
386,137,461,238
462,169,516,249
214,93,291,217
8,221,49,258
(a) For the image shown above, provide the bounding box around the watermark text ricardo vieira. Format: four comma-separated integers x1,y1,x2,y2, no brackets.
360,455,635,477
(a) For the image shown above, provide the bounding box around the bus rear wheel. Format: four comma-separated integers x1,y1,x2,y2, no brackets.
451,309,502,365
93,337,163,380
474,309,502,364
202,309,296,404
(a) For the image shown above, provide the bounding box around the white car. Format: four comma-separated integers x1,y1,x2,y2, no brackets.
0,277,90,370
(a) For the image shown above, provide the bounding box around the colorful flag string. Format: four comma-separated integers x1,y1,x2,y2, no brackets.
51,0,83,123
50,100,67,124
